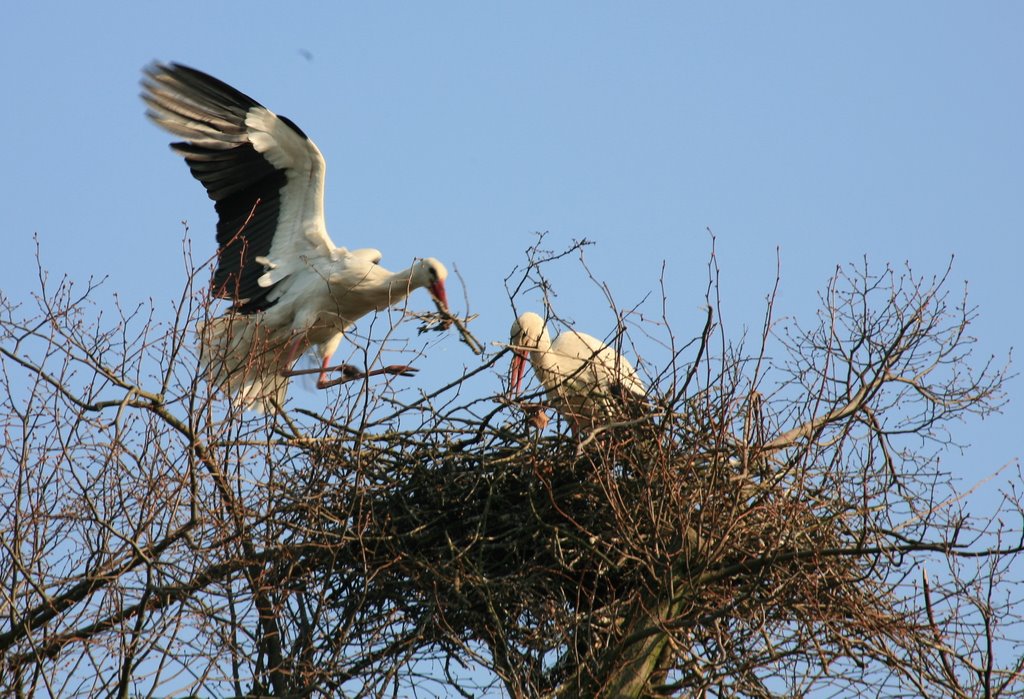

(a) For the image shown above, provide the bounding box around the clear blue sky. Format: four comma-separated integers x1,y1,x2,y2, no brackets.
3,0,1021,558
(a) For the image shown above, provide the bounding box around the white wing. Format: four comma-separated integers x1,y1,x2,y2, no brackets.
555,331,646,398
142,62,339,312
349,248,384,264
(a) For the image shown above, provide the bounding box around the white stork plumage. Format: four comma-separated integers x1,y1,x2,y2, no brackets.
508,312,646,433
142,63,449,412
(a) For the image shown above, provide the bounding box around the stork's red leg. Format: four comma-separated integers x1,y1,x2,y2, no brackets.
317,354,331,387
277,335,305,375
277,339,418,389
316,364,418,389
314,355,365,388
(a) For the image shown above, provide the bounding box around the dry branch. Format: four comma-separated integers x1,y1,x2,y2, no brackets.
0,240,1019,698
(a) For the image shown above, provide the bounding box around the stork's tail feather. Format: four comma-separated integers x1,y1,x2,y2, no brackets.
198,315,291,413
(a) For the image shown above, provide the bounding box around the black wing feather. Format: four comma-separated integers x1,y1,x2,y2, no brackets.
143,62,301,313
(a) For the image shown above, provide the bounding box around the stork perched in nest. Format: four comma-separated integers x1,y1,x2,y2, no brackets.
142,62,448,412
508,312,646,433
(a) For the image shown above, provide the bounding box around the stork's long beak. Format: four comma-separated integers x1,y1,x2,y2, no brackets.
509,350,529,396
430,280,449,310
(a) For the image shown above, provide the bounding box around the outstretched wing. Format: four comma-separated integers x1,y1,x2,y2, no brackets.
142,62,337,312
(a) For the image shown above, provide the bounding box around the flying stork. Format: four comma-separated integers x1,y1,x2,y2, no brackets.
142,63,449,412
508,312,646,433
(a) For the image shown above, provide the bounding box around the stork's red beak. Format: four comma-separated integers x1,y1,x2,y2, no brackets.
509,350,529,396
430,280,448,310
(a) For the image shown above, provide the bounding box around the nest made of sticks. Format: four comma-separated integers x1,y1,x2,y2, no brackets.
262,403,893,694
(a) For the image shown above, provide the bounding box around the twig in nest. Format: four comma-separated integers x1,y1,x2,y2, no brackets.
574,413,661,456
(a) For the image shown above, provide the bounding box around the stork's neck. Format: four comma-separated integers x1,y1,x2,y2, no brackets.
350,263,424,314
390,265,417,290
529,327,554,369
389,261,434,296
377,264,431,308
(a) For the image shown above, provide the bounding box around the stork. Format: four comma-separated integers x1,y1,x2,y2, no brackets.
508,312,646,433
142,63,449,412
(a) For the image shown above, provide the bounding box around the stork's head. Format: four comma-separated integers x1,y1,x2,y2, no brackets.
508,312,546,395
413,257,449,309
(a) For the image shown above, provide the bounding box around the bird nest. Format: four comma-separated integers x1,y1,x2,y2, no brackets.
267,401,892,692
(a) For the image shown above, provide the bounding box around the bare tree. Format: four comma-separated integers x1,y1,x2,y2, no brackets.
0,233,1019,698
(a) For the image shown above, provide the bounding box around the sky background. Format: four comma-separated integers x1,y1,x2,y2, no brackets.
5,1,1022,486
2,1,1022,684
